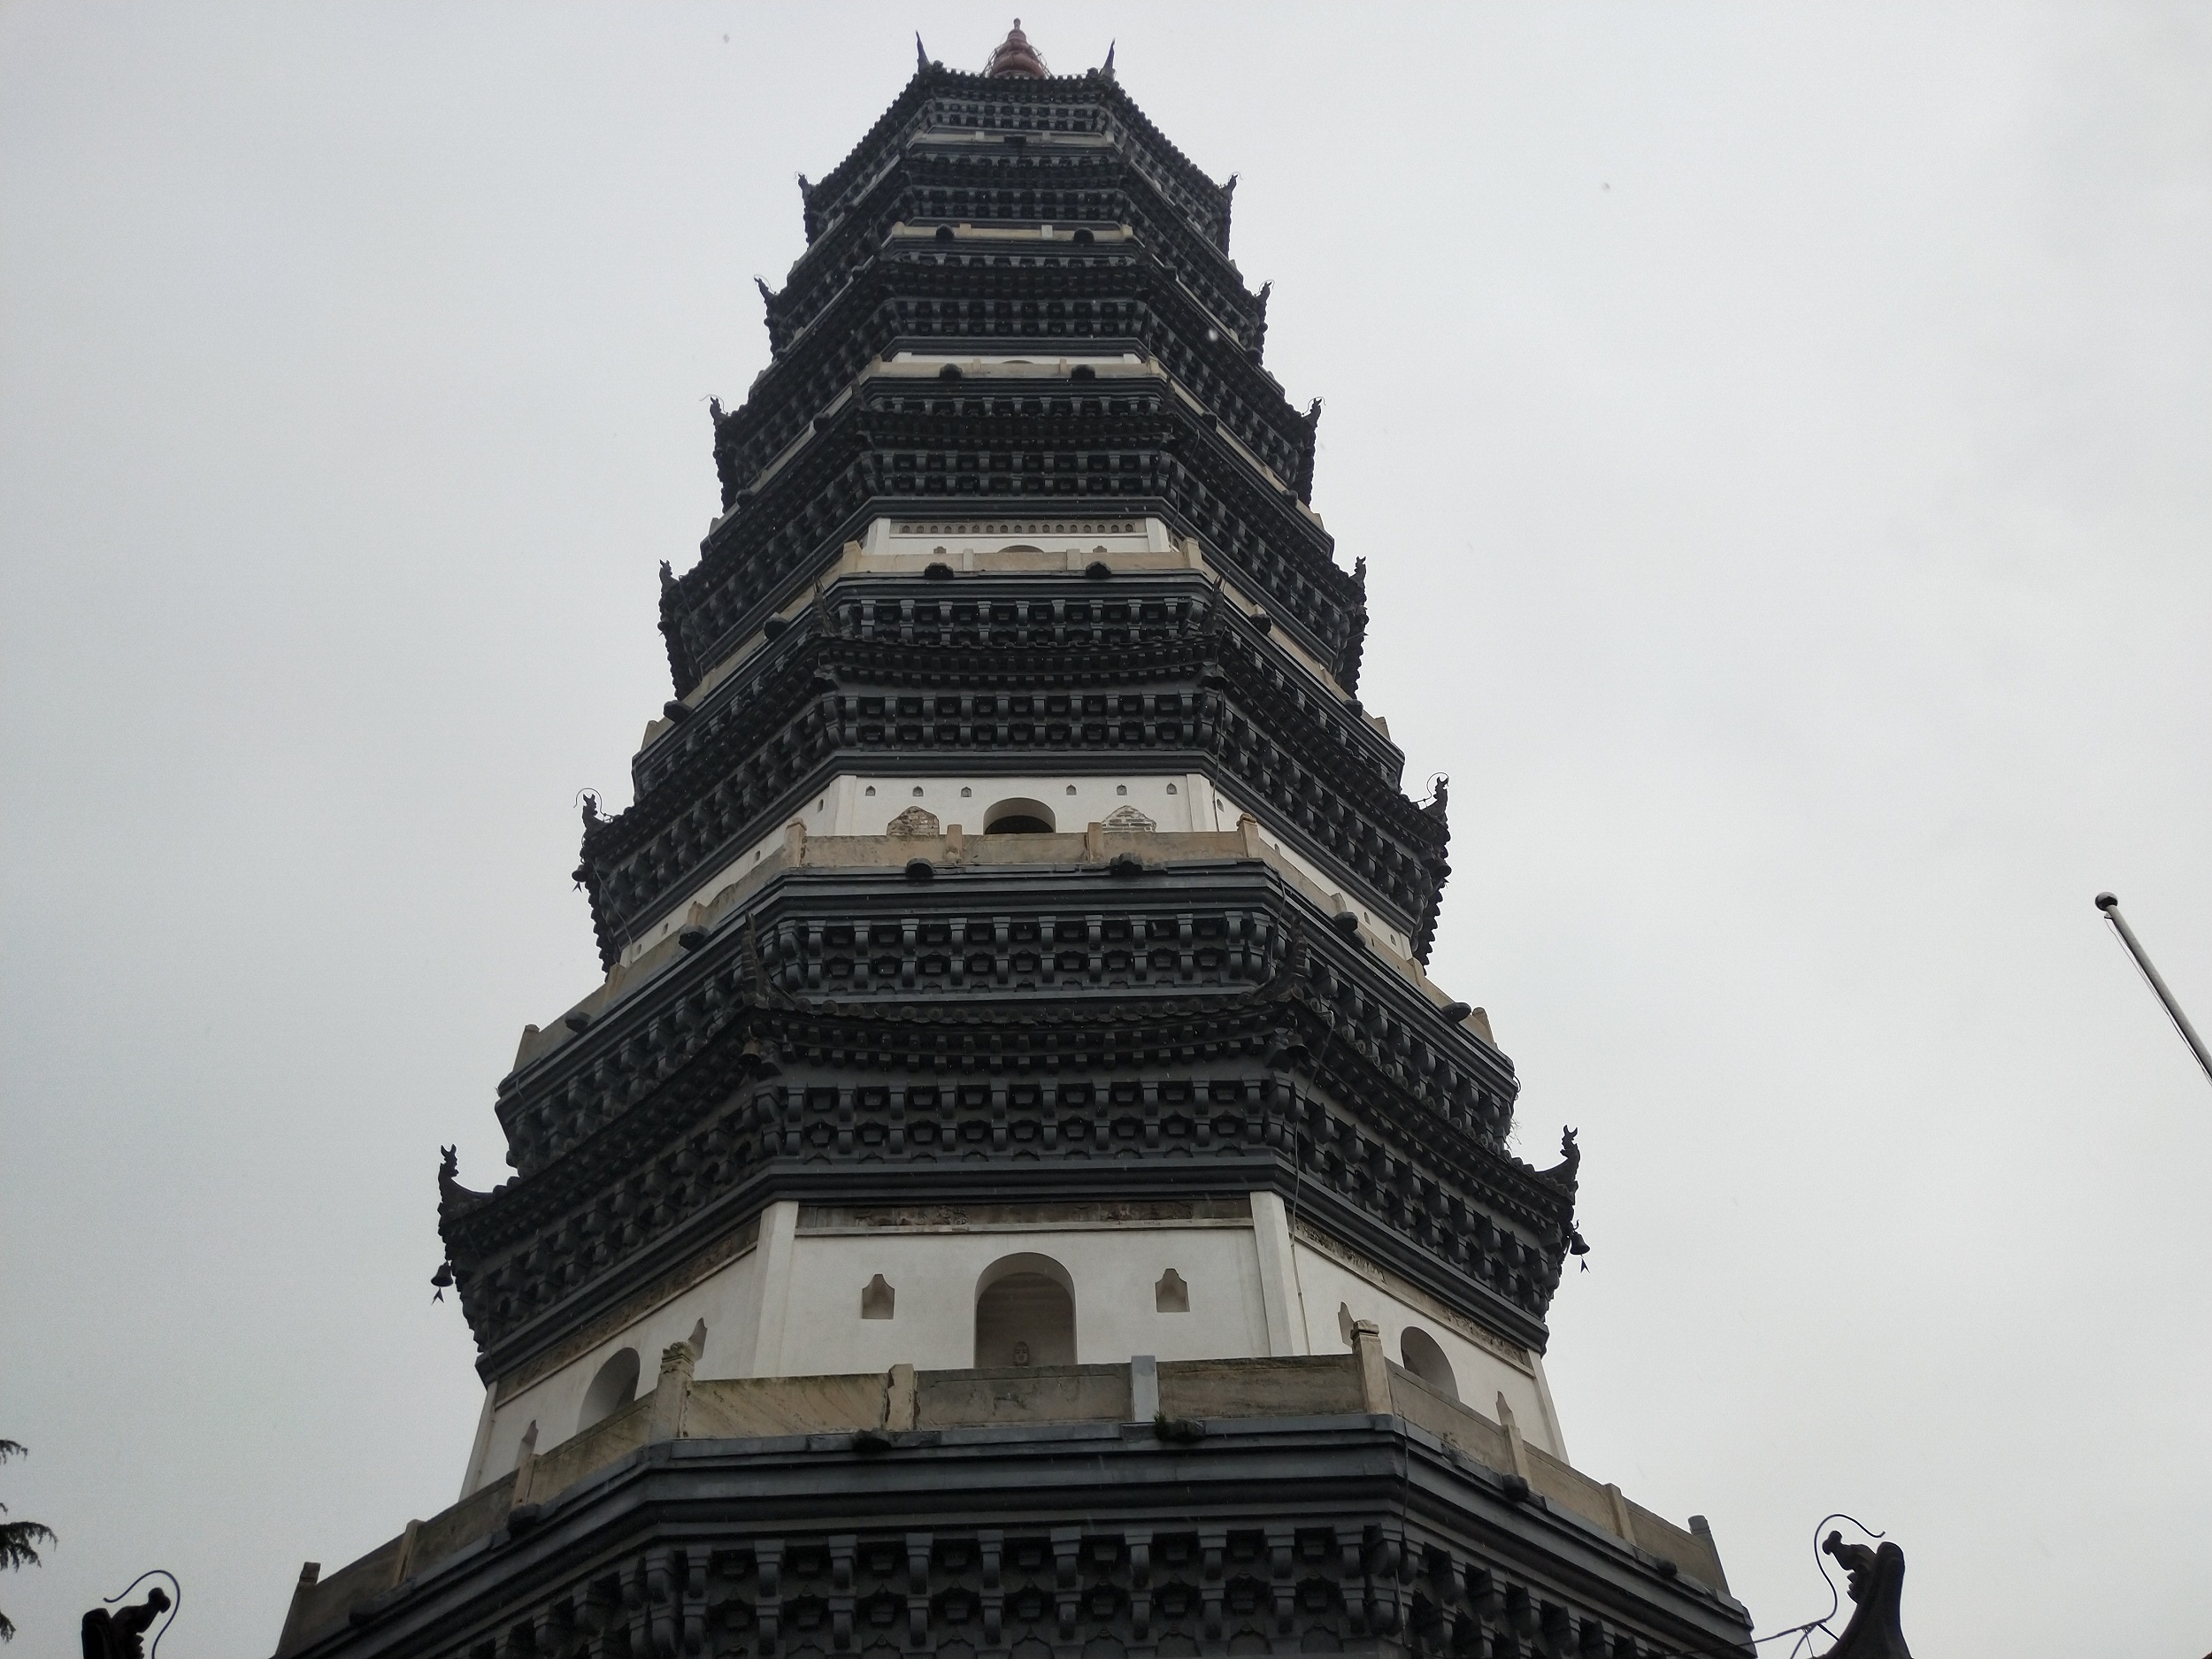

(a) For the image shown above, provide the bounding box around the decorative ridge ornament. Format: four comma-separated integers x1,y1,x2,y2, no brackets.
985,19,1048,79
1820,1532,1913,1658
1538,1125,1580,1191
435,1143,490,1217
80,1573,178,1659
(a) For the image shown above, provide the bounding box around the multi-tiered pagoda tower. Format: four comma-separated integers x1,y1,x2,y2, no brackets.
272,28,1755,1659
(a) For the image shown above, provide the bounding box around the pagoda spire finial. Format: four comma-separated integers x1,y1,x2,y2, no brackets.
985,19,1048,79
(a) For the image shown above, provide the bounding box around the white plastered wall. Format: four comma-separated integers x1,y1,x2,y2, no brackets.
1285,1241,1568,1460
615,770,1218,967
1202,782,1417,956
611,767,1425,970
461,1203,1571,1493
856,507,1168,559
832,771,1204,837
462,1217,1267,1494
763,1221,1272,1376
461,1241,764,1496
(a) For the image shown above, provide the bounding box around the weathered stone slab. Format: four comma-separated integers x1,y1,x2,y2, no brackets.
1156,1354,1363,1419
915,1363,1129,1426
525,1394,654,1499
405,1475,511,1578
687,1373,887,1436
1386,1367,1515,1470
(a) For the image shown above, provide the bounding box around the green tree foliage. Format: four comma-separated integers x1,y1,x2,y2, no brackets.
0,1441,55,1642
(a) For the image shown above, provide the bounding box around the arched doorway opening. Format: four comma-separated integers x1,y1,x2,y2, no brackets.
983,797,1056,835
974,1253,1076,1367
1398,1327,1458,1401
579,1347,641,1432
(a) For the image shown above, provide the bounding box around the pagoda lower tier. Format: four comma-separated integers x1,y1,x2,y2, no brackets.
271,1345,1752,1659
444,842,1569,1461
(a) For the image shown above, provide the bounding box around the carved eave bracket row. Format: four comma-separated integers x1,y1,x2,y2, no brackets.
441,872,1568,1377
585,603,1442,968
720,262,1314,507
512,864,1507,1170
638,573,1398,797
799,66,1237,261
665,396,1363,703
772,153,1260,359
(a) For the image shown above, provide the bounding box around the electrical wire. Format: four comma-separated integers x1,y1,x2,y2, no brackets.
99,1569,181,1659
1648,1514,1887,1659
1803,1512,1886,1640
1647,1617,1827,1659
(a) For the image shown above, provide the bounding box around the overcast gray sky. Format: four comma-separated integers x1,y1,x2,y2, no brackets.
3,4,2208,1655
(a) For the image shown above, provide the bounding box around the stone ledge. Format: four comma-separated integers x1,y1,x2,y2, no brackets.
275,1342,1732,1656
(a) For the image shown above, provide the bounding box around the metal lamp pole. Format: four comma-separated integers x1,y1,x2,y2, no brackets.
2095,892,2212,1087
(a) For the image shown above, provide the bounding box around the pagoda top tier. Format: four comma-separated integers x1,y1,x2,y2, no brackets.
799,32,1234,257
985,19,1048,78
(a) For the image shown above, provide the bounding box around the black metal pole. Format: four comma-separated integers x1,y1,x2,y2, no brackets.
2095,893,2212,1087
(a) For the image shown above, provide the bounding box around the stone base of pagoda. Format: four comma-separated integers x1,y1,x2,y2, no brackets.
274,1343,1748,1659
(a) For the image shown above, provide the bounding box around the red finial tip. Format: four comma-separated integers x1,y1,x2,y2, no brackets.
985,19,1048,78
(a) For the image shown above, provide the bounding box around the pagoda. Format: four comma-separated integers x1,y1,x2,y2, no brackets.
271,27,1756,1659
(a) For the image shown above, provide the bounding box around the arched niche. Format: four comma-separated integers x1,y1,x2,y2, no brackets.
1398,1327,1458,1402
861,1273,896,1319
974,1252,1076,1368
579,1347,641,1432
983,797,1056,835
